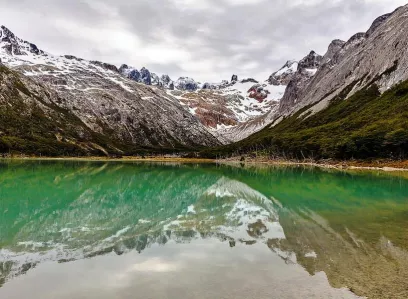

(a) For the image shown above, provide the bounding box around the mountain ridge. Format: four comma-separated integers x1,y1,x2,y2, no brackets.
2,4,407,158
0,24,293,146
200,4,408,161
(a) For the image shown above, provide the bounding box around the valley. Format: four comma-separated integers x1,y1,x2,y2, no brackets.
1,5,408,162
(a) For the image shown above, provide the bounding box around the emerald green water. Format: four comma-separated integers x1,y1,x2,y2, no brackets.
1,161,408,299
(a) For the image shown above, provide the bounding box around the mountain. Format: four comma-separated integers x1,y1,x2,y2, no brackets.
4,4,404,157
175,77,199,91
268,60,298,86
167,76,288,143
104,58,290,144
277,7,407,117
0,64,112,156
202,5,408,160
0,24,292,150
211,53,325,143
278,51,323,112
0,26,220,155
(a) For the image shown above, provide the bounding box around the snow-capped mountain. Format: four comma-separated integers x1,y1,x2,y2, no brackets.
0,23,323,148
268,60,298,86
0,25,44,56
115,62,293,143
0,26,220,154
165,74,290,143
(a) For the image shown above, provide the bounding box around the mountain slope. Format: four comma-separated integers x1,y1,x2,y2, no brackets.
168,78,286,143
201,5,408,160
201,78,408,160
277,5,408,117
0,26,220,154
0,64,111,156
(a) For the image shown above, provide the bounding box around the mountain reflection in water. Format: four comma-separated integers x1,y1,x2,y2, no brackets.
1,160,408,299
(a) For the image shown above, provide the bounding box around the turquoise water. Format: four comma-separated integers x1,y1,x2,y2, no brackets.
1,160,408,298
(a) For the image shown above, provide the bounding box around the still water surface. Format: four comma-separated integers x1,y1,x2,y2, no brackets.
1,161,408,299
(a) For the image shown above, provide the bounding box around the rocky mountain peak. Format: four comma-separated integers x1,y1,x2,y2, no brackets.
276,4,408,119
119,64,141,81
175,77,198,91
151,72,161,86
366,13,392,37
0,25,15,39
344,32,366,49
90,61,119,73
268,60,298,85
231,74,238,82
140,67,152,85
0,25,43,56
277,51,324,113
298,51,323,70
119,64,129,71
322,39,345,64
160,74,174,90
328,39,346,50
241,78,258,84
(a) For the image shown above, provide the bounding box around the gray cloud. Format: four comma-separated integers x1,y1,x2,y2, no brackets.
0,0,406,82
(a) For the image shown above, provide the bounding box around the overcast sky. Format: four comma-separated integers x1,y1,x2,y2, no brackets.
0,0,406,82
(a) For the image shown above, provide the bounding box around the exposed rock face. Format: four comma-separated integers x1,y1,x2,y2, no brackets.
90,61,119,73
175,77,198,91
277,4,408,117
298,51,323,70
343,32,366,50
0,64,111,155
174,90,240,130
167,77,287,143
268,60,298,86
0,25,44,56
278,51,323,112
248,84,270,102
151,72,161,86
241,78,258,84
140,67,152,85
0,28,220,152
322,40,345,65
119,64,154,85
216,100,280,142
0,24,297,146
202,80,229,90
168,82,174,90
0,26,44,55
64,55,82,61
160,74,174,90
160,74,171,85
119,64,141,81
202,82,213,89
366,13,392,37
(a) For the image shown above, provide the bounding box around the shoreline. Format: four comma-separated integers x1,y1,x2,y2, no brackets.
2,156,408,171
0,156,215,163
217,157,408,172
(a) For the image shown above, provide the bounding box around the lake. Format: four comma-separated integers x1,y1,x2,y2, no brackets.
1,160,408,299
